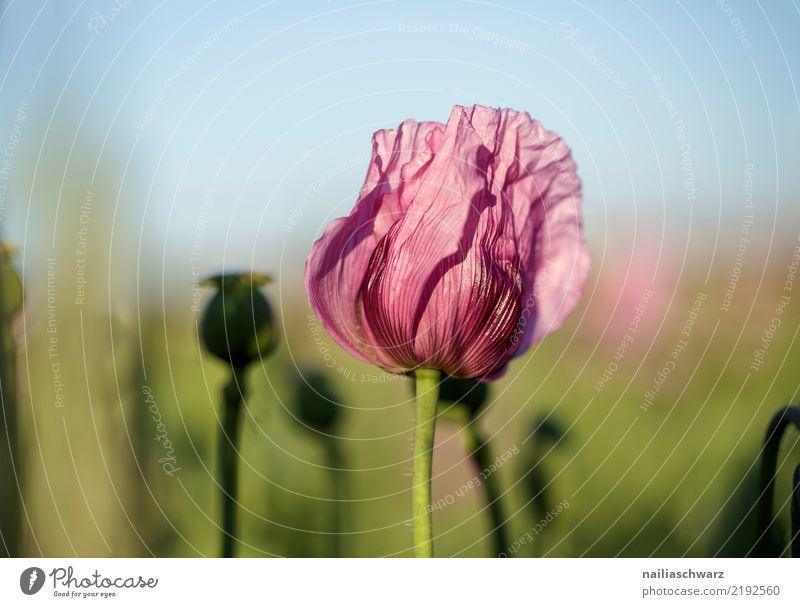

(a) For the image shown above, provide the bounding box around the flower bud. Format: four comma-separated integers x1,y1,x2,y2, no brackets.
295,370,341,432
200,272,277,368
414,376,489,419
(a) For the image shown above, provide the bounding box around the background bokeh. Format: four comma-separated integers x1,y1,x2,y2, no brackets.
1,0,799,557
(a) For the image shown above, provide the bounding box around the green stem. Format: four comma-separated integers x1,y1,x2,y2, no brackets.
219,366,247,558
323,436,345,557
792,464,800,558
412,368,440,557
756,405,800,557
466,423,509,557
0,274,20,557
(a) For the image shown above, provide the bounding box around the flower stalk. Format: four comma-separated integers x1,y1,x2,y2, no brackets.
199,271,277,558
322,435,346,558
756,405,800,557
219,366,246,558
465,423,508,557
412,368,440,557
792,464,800,558
0,243,22,557
293,370,347,556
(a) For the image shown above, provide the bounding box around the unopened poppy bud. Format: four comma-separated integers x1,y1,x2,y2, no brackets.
200,272,277,368
295,370,341,432
414,376,488,419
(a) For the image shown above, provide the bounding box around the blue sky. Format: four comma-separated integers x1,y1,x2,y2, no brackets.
0,0,798,276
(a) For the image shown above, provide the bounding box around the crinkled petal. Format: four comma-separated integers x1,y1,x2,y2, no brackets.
360,107,523,378
306,104,590,380
461,105,590,355
304,120,444,369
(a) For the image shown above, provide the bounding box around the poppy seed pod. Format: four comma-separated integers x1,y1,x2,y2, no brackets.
295,371,341,433
200,272,277,368
415,376,489,419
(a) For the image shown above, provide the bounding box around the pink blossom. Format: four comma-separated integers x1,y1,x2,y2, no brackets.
305,105,590,379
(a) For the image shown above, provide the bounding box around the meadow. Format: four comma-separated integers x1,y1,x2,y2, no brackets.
6,226,799,558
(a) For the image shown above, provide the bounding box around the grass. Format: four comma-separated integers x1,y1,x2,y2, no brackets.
7,241,800,557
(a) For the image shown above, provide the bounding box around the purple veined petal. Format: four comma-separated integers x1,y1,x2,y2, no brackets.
360,106,524,378
304,119,444,369
305,104,590,380
457,104,591,356
522,190,591,349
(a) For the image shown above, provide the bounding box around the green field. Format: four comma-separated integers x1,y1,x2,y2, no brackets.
6,232,799,557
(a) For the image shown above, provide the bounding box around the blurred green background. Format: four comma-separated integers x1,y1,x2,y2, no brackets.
2,229,799,557
1,1,800,558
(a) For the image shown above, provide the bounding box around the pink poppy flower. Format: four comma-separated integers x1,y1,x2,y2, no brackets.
305,104,590,379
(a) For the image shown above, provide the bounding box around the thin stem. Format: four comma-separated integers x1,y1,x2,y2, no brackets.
466,422,509,557
219,366,247,558
792,464,800,558
756,405,800,557
412,368,440,558
0,274,20,557
323,436,346,557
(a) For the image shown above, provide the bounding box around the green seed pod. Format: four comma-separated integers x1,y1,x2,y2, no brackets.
439,376,488,417
413,375,489,419
200,272,277,368
0,243,22,319
295,370,341,433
